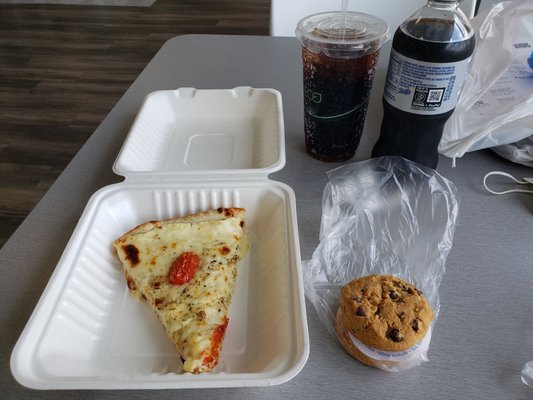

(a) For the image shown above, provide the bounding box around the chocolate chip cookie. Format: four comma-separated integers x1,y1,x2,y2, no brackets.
336,308,381,368
338,274,434,354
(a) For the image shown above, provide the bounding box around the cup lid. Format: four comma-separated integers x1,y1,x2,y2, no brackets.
295,11,389,52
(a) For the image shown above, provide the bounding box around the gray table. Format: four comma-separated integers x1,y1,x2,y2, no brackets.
2,35,532,399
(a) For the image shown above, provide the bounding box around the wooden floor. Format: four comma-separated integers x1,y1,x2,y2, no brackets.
0,0,270,247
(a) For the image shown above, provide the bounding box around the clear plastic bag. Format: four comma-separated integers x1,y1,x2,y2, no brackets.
439,0,533,162
303,157,459,371
491,136,533,167
522,360,533,386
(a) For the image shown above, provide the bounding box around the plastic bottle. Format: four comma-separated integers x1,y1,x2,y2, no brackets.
371,0,475,169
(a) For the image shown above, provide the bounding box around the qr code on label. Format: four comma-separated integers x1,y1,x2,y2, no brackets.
412,86,445,109
427,89,444,103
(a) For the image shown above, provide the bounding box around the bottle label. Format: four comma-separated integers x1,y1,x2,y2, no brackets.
383,49,470,115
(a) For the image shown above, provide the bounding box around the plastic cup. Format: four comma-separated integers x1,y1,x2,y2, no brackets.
296,12,389,161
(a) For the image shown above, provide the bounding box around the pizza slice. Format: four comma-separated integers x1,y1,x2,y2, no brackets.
112,207,249,374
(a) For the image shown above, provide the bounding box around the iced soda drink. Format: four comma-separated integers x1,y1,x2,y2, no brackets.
296,12,389,161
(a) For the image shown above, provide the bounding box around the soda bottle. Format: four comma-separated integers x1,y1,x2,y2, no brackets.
371,0,475,168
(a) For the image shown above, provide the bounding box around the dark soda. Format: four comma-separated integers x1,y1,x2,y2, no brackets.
302,46,380,161
372,17,475,168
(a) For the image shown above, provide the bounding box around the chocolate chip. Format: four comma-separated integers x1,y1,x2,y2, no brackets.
412,318,421,332
356,306,366,316
351,295,362,303
387,328,403,342
397,311,406,320
389,291,399,300
401,285,415,295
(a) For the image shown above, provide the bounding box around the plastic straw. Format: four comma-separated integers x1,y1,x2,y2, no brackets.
341,0,348,29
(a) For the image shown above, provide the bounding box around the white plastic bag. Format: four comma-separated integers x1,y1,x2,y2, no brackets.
439,0,533,161
303,157,459,371
491,136,533,167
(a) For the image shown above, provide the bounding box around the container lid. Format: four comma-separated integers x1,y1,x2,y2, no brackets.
295,11,389,53
113,87,286,181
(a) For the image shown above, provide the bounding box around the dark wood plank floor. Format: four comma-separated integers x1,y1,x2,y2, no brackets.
0,0,270,248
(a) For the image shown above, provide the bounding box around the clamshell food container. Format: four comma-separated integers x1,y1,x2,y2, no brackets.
10,87,310,389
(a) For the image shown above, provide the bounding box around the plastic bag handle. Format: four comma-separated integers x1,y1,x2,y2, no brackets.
483,171,533,195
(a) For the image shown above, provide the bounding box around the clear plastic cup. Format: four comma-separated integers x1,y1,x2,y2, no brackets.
296,12,389,161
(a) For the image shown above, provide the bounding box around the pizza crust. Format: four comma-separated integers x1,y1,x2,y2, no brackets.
113,207,246,244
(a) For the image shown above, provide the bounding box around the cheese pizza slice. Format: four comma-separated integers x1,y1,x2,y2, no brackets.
112,207,249,374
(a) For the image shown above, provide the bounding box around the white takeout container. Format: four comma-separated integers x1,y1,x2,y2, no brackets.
10,87,310,390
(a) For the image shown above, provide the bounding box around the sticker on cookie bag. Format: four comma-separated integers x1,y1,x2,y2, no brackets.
348,326,432,362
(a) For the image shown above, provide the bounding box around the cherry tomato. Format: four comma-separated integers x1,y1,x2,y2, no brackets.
202,318,228,367
168,252,200,285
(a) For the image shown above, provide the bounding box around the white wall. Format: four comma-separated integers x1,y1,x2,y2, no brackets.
270,0,478,37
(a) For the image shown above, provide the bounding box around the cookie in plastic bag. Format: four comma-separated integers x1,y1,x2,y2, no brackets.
303,157,459,371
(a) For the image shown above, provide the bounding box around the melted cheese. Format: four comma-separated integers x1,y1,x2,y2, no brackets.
114,215,248,373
